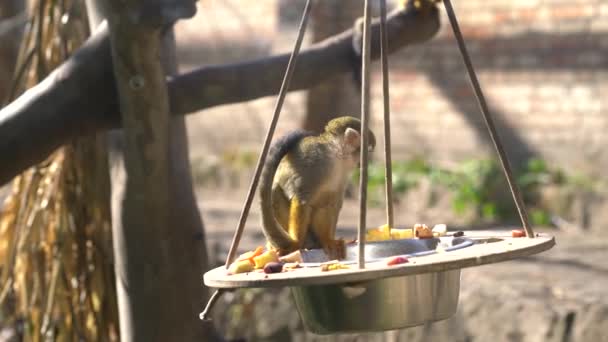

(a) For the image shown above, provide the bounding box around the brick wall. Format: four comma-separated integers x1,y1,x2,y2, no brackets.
379,0,608,175
176,0,608,176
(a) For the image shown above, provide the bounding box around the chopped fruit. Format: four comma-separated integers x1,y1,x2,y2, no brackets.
237,246,264,263
263,262,284,274
278,250,303,263
511,229,526,238
320,261,350,272
366,225,391,241
367,225,415,241
283,262,301,270
253,250,279,269
414,223,434,239
432,224,447,236
378,224,392,237
386,256,409,266
228,259,255,274
390,228,414,240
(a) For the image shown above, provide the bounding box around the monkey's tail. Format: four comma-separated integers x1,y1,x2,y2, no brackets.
259,130,312,251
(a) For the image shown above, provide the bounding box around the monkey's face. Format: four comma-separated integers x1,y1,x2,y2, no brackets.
342,128,375,167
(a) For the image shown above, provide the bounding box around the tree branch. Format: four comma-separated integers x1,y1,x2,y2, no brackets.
0,5,439,185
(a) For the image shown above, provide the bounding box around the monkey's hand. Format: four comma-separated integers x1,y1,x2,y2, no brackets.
323,239,346,261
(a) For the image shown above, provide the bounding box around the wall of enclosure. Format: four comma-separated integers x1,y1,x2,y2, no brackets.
177,0,608,176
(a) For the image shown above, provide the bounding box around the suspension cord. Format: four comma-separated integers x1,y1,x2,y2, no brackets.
379,0,394,229
224,0,314,268
442,0,535,238
201,0,314,321
358,0,373,269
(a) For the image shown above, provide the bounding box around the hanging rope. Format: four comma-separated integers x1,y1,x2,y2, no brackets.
357,0,373,269
201,0,313,321
379,0,395,229
224,0,314,268
442,0,535,238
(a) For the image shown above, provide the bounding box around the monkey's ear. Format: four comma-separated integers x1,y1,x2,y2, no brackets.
344,128,361,148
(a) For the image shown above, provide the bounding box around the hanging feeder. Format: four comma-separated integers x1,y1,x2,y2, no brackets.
202,0,555,335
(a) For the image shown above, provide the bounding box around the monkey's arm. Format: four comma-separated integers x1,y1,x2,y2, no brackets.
311,199,346,260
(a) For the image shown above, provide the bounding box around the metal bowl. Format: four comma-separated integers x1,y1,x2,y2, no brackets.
291,237,473,334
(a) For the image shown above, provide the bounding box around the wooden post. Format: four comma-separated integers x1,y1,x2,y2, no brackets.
107,21,172,342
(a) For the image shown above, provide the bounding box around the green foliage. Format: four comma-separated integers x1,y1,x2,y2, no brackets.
354,157,431,205
355,156,598,225
191,148,598,226
430,159,504,219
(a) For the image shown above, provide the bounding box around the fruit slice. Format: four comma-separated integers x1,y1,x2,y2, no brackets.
237,246,264,263
253,250,279,269
228,259,255,274
511,229,526,238
390,228,414,240
386,256,409,266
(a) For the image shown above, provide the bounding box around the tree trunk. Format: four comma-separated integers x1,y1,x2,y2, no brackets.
304,0,363,133
101,3,210,342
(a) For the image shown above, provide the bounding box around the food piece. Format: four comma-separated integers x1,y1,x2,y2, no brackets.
283,262,301,270
453,231,464,237
386,256,409,266
511,229,526,238
367,224,416,241
263,262,284,274
237,246,264,263
377,224,391,238
432,224,447,236
390,228,414,240
414,223,433,239
283,262,302,270
278,250,303,263
320,261,350,272
253,250,279,269
366,225,391,242
228,259,255,274
365,230,382,241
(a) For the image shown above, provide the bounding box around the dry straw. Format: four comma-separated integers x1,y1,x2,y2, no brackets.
0,0,118,340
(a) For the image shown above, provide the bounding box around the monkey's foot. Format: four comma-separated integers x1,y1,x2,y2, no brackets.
323,239,346,260
266,242,297,257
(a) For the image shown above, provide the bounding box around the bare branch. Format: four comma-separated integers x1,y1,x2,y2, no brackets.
0,6,440,185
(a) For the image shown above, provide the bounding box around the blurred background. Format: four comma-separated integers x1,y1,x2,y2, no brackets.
1,0,607,341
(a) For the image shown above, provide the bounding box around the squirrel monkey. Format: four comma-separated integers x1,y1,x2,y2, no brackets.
259,116,376,259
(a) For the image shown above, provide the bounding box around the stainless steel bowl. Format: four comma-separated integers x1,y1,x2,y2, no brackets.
291,237,472,334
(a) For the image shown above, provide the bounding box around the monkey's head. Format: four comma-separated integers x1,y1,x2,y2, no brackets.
324,116,376,163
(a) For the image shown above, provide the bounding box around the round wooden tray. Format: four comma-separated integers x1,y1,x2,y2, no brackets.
204,230,555,289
